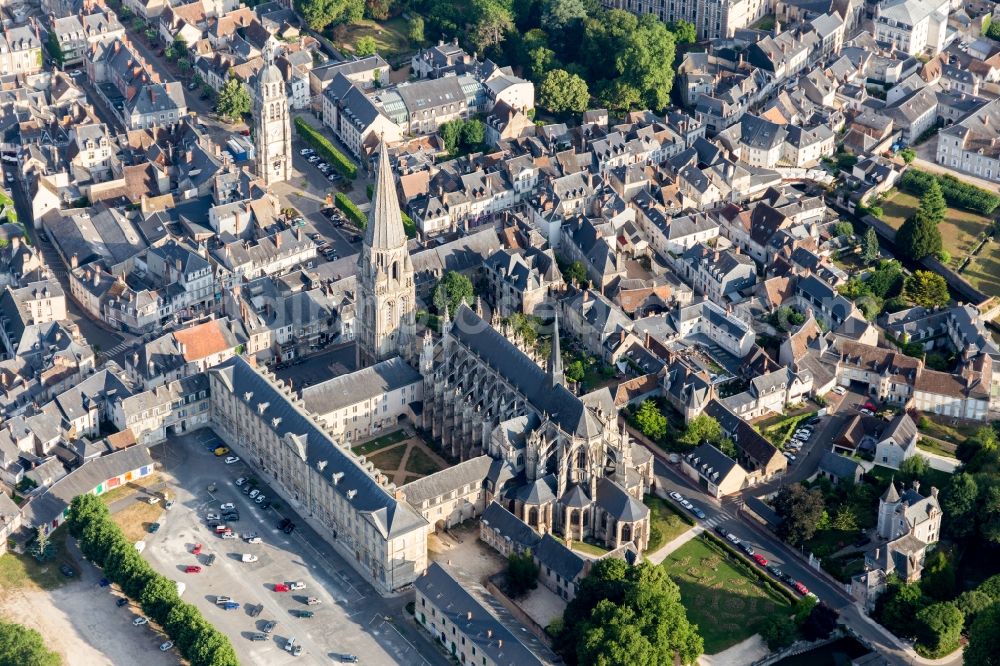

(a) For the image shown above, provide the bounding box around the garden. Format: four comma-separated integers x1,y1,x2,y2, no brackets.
661,534,795,654
643,494,694,552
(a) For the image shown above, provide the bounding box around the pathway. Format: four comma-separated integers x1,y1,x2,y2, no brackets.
645,525,704,565
917,449,960,473
365,435,450,486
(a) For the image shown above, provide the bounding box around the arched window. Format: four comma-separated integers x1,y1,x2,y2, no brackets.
391,261,399,281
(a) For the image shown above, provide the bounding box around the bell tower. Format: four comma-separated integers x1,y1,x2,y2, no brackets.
254,43,291,187
356,141,416,368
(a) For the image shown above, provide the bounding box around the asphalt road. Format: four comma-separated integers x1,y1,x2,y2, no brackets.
146,431,451,666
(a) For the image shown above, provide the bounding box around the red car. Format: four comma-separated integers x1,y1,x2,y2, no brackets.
185,566,202,574
753,554,768,567
793,582,810,596
273,583,290,592
192,544,203,555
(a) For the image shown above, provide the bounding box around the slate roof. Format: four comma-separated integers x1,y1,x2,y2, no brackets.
450,304,598,438
595,477,648,522
400,455,497,507
365,142,407,250
818,451,862,480
302,357,419,415
414,563,545,666
534,532,587,581
210,357,427,539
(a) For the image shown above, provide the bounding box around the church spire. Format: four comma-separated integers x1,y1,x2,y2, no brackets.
365,140,407,250
549,311,564,387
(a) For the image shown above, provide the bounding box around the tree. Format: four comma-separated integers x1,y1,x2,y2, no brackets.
760,614,797,650
679,414,723,448
165,36,188,61
772,484,826,547
941,472,979,539
439,119,463,154
904,271,950,308
634,400,667,442
900,148,916,163
66,493,109,538
561,561,703,665
615,15,677,110
920,550,956,601
598,79,642,112
355,35,377,57
878,580,928,639
472,0,515,52
140,575,181,625
460,119,485,147
915,602,964,658
528,46,558,79
955,590,994,628
899,454,929,483
578,601,656,666
861,226,880,264
432,271,474,315
966,603,1000,666
0,621,60,666
831,507,858,531
215,78,251,122
507,549,540,597
543,0,589,27
80,518,121,566
833,221,855,237
364,0,391,20
979,573,1000,601
539,69,590,113
565,359,586,383
297,0,353,30
897,180,944,259
979,484,1000,545
46,31,64,68
407,15,425,44
562,260,589,286
29,526,56,563
668,19,697,44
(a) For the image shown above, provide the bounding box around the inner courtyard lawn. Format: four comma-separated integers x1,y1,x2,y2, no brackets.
661,535,794,654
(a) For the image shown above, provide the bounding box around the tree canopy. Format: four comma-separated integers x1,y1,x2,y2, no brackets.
506,549,540,597
558,559,703,665
215,78,251,122
966,602,1000,666
897,179,944,259
539,69,590,114
772,483,826,547
904,271,950,308
678,414,723,448
433,271,475,314
633,400,668,442
0,622,60,666
916,602,964,657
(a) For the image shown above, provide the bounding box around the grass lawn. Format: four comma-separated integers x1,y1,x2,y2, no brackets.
867,464,952,495
916,414,980,444
333,18,412,58
662,535,793,654
112,502,164,543
645,495,694,552
917,438,958,459
353,430,408,456
98,474,163,506
822,554,866,583
404,447,443,476
554,535,610,557
962,248,1000,298
805,528,861,558
368,444,407,473
759,411,817,450
0,527,73,595
880,190,996,271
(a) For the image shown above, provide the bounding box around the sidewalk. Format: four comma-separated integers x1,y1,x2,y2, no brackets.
646,525,704,564
917,448,960,473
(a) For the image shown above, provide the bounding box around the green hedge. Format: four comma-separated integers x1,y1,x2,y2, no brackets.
335,192,367,228
899,169,1000,215
66,495,238,666
293,118,357,179
701,532,799,605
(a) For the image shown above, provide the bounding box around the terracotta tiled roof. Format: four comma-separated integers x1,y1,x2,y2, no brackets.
174,320,231,361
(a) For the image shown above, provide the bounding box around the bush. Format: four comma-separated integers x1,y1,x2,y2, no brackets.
334,193,366,229
293,118,356,179
900,169,1000,215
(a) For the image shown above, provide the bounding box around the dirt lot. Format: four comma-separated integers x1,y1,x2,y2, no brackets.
112,501,164,542
0,542,178,666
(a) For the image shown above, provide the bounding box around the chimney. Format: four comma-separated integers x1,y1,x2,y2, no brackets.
913,480,920,494
931,486,939,498
498,640,503,648
466,611,472,620
275,233,283,249
487,630,493,638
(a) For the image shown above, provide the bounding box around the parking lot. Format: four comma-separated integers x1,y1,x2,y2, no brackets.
140,430,446,666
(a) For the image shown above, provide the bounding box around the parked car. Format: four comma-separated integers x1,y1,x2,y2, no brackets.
133,617,148,626
223,513,240,521
278,518,291,530
274,583,290,592
192,543,203,555
283,522,296,534
860,408,874,416
215,596,233,605
250,633,268,642
205,554,217,566
221,532,239,540
726,533,741,546
249,489,259,499
242,554,259,563
243,532,259,542
739,542,755,556
220,503,235,511
146,496,160,505
185,566,202,574
294,610,314,618
299,148,313,156
214,525,230,534
206,512,220,521
263,620,277,634
333,655,359,664
165,500,175,510
160,641,173,651
248,603,263,617
225,456,240,464
832,386,847,395
235,477,246,486
793,581,810,596
214,446,230,456
255,495,267,504
221,601,240,610
753,554,768,567
691,507,706,520
116,597,129,607
287,581,306,591
59,564,75,577
714,525,728,537
305,597,320,605
668,491,683,502
148,523,161,533
766,564,783,578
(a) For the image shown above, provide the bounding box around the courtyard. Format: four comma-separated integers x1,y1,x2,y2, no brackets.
661,535,794,655
879,189,1000,297
352,429,448,486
